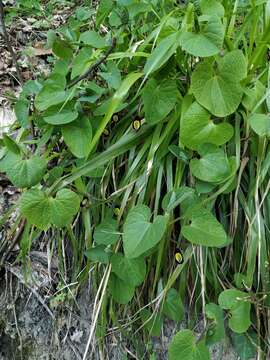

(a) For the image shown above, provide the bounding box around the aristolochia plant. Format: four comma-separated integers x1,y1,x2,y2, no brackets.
1,0,270,358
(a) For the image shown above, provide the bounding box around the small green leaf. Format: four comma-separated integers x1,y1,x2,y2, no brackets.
62,116,92,158
35,74,71,111
3,134,20,154
85,245,110,264
162,187,196,212
218,289,251,333
190,144,234,183
52,37,73,60
205,303,225,345
123,205,168,259
168,330,210,360
111,253,146,287
108,273,135,304
94,217,119,246
142,78,178,124
44,107,78,125
0,153,47,188
179,16,224,57
181,102,234,149
249,113,270,137
182,206,229,247
200,0,225,17
14,98,29,128
20,189,80,229
191,50,247,117
163,288,184,322
80,31,107,48
96,0,114,26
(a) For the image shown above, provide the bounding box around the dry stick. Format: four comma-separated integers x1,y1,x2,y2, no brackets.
68,37,116,88
0,0,23,84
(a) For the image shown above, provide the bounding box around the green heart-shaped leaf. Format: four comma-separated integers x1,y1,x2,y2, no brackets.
200,0,224,17
108,273,135,304
94,217,119,246
218,289,251,333
62,116,92,158
205,303,225,345
169,330,210,360
111,253,146,287
0,153,47,188
249,113,270,137
142,78,178,124
163,288,184,322
20,189,80,229
190,144,237,184
123,205,168,259
179,15,224,57
182,206,229,247
181,102,234,149
191,50,247,116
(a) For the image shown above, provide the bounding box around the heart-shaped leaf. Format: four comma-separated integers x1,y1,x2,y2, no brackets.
62,116,92,158
191,50,247,116
218,289,251,333
44,107,78,125
249,113,270,137
108,273,135,304
200,0,224,17
169,330,210,360
111,253,146,287
20,189,80,229
94,217,119,246
142,78,178,124
163,288,184,322
179,15,224,57
123,205,168,259
190,144,235,183
35,74,71,111
181,102,234,149
205,303,225,345
0,152,47,188
80,31,107,48
182,206,229,247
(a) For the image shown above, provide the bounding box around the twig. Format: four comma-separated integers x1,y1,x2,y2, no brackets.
68,37,116,88
0,0,23,84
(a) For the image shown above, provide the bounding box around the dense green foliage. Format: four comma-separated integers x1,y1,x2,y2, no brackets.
1,0,270,358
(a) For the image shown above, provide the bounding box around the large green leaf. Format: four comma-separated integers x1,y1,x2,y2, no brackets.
80,31,107,48
249,114,270,137
190,144,235,183
181,102,233,149
168,330,210,360
43,106,78,125
0,152,47,188
142,78,178,124
94,217,119,246
231,332,257,360
20,189,80,229
191,50,247,116
182,206,229,247
179,15,224,57
71,48,93,80
123,205,168,258
35,74,71,111
108,273,135,304
218,289,251,333
111,253,146,287
163,288,184,322
62,116,92,158
143,32,180,76
200,0,225,17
